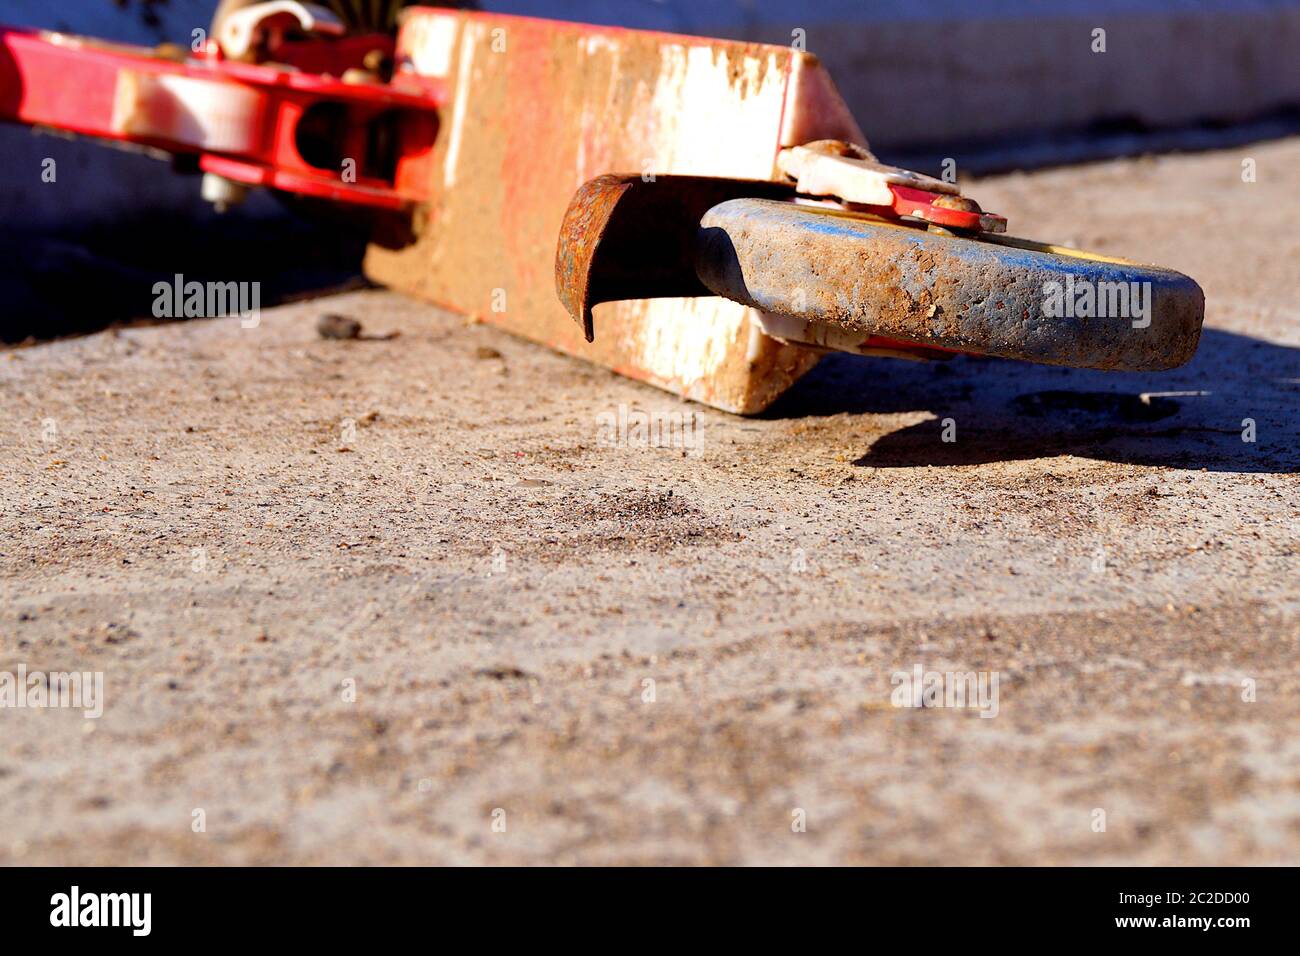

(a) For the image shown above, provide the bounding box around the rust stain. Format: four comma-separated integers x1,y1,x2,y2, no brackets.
555,174,796,341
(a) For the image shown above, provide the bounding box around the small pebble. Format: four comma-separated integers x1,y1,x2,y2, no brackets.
317,314,362,339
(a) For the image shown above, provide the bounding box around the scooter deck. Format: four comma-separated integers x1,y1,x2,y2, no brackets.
364,9,862,414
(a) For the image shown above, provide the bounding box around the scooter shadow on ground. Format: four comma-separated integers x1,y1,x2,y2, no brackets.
762,327,1299,475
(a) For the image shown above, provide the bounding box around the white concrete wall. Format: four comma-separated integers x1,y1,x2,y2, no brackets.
488,0,1300,149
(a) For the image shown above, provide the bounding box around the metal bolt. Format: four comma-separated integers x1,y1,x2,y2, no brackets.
200,173,250,213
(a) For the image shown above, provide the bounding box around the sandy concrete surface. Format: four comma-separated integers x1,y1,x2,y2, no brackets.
1,139,1297,866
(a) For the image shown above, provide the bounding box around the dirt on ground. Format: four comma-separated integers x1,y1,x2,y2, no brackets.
0,138,1297,865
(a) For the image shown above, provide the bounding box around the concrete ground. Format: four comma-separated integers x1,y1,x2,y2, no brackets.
1,138,1297,865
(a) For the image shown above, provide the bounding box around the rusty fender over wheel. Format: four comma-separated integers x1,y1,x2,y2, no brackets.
694,199,1205,371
